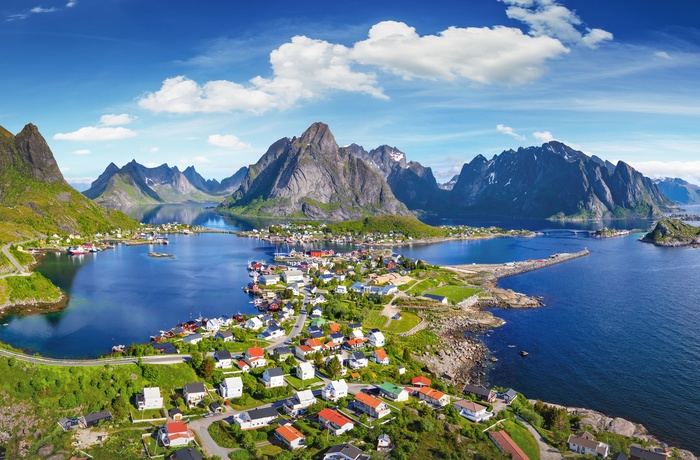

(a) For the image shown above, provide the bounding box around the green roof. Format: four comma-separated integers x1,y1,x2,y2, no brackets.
310,317,328,327
380,382,405,396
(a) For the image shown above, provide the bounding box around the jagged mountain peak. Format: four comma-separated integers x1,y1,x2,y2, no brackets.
299,122,337,152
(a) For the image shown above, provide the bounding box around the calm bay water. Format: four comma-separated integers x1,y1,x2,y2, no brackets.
0,204,698,452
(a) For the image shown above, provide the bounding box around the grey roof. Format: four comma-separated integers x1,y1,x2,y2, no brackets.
169,407,183,417
503,388,517,398
216,330,233,337
325,443,369,460
215,350,232,360
351,351,366,360
247,406,279,421
629,445,667,460
349,322,362,329
266,367,284,377
612,453,629,460
274,346,292,355
84,410,111,423
184,382,206,394
171,447,204,460
463,383,493,398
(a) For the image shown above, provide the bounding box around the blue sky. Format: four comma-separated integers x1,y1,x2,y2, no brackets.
1,0,699,190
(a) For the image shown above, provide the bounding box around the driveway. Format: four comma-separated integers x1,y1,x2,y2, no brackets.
515,415,563,460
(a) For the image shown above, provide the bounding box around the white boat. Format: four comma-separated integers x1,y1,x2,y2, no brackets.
68,246,85,255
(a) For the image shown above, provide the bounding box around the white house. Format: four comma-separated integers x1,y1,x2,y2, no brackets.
137,387,163,410
282,269,304,284
318,409,355,436
245,317,263,330
335,285,347,295
568,432,610,458
158,421,195,447
258,324,284,340
183,333,203,345
353,392,390,419
348,351,368,369
370,349,390,366
275,425,306,450
453,399,493,423
284,389,317,416
182,382,207,407
322,379,348,401
259,274,279,286
417,387,451,407
245,347,267,368
262,367,286,388
219,377,243,399
215,330,234,342
296,362,315,381
233,406,279,430
214,350,233,369
379,382,409,402
368,330,385,347
204,318,221,331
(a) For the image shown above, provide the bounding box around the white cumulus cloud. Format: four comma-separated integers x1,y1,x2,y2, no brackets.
501,0,612,49
631,161,700,184
54,126,136,141
497,124,526,140
208,134,251,150
99,113,135,126
533,131,555,142
71,149,91,155
66,1,77,7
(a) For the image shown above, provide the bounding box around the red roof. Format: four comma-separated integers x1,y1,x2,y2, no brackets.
276,425,305,442
329,323,341,333
412,376,431,387
489,430,528,460
305,338,323,348
318,408,354,427
374,349,388,361
166,421,189,435
247,347,264,358
418,386,446,401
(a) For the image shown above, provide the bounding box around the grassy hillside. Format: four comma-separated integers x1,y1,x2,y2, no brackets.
641,218,700,246
325,215,449,238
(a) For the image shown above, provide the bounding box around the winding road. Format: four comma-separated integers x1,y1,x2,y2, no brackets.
0,242,30,278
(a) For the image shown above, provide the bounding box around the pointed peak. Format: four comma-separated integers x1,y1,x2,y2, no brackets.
300,122,337,150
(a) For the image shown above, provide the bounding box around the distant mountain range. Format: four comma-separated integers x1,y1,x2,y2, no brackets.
0,124,137,242
653,178,700,204
83,161,247,208
215,123,674,220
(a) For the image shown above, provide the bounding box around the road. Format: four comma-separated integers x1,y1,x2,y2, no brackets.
0,347,191,367
1,242,31,278
515,415,563,460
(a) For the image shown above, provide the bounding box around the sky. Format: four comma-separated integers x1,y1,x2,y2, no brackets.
1,0,699,190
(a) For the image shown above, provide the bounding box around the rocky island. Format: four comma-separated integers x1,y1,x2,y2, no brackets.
640,218,700,247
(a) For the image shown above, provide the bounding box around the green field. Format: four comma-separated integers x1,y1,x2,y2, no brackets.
501,419,540,460
362,310,389,329
386,311,422,333
426,285,482,303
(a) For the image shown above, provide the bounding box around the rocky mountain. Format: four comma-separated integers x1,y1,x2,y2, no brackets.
447,141,673,219
439,175,460,191
0,123,137,242
347,144,445,212
654,178,700,204
640,218,700,247
218,122,410,220
84,161,248,208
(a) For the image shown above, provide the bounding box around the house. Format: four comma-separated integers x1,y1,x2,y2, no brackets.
502,388,518,404
335,285,347,295
317,408,355,435
311,296,326,307
323,443,370,460
353,392,390,419
629,445,669,460
79,411,112,428
258,324,284,340
348,351,368,369
204,318,221,331
368,330,385,347
237,360,251,372
453,399,493,422
151,342,178,354
282,269,304,284
284,389,317,416
183,382,207,407
262,367,286,388
417,387,451,407
397,366,406,375
322,379,348,401
245,347,267,368
214,350,233,369
158,421,195,447
424,294,449,304
568,432,610,458
215,330,234,342
259,274,279,286
136,387,163,410
303,338,325,352
488,430,528,460
233,406,279,430
463,383,496,402
168,407,183,421
209,402,223,414
344,338,365,350
348,322,363,331
377,434,392,452
171,447,203,460
328,332,345,344
245,317,263,330
183,333,203,345
273,346,293,361
295,345,316,360
219,377,243,399
412,376,431,387
275,424,306,450
370,349,390,366
379,382,409,402
296,362,315,381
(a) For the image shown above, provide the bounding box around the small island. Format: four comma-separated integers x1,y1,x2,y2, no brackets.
640,218,700,247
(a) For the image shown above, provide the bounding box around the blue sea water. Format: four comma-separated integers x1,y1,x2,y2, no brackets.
0,205,698,452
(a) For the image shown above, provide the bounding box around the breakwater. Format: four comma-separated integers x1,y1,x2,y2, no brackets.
491,249,590,280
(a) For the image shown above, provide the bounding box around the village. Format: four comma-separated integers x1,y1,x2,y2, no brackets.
43,241,680,460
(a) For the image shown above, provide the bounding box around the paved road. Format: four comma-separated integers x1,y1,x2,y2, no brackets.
0,347,190,367
188,408,238,459
1,242,31,278
265,312,307,352
515,415,563,460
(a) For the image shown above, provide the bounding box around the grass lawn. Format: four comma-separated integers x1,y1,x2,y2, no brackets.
129,407,166,422
257,443,284,456
208,421,239,448
362,310,388,329
501,419,540,460
426,285,482,303
385,311,422,333
285,375,322,389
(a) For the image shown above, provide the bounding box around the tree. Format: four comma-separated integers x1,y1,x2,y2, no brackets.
326,356,342,379
198,357,216,380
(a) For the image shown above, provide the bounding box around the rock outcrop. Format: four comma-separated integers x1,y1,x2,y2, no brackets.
640,218,700,247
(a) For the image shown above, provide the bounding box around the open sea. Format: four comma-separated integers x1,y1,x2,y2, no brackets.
1,204,699,453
